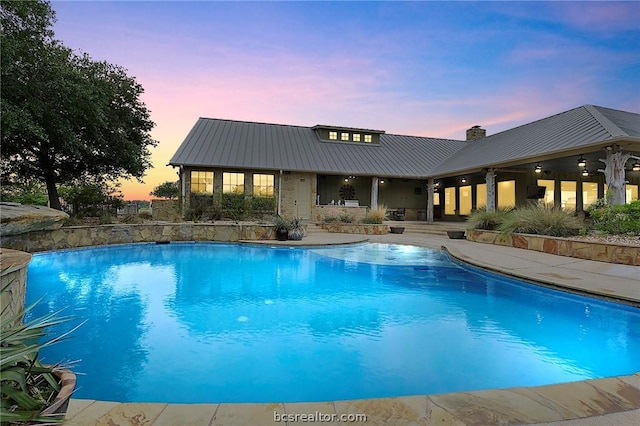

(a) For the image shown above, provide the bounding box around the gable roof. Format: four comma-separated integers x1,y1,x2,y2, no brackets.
428,105,640,177
170,105,640,179
169,118,467,178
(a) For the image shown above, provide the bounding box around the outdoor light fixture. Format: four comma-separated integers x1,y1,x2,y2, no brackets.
461,176,467,184
633,162,640,172
380,179,385,184
344,178,349,182
577,155,587,168
534,163,542,173
582,168,589,177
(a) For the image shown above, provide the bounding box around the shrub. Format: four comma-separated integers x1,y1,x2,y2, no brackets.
220,193,247,221
588,200,640,235
323,214,339,223
362,205,388,224
339,212,353,223
497,204,584,237
466,208,510,230
138,210,152,220
247,196,276,218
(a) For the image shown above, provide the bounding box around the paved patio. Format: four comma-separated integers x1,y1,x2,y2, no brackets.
63,227,640,425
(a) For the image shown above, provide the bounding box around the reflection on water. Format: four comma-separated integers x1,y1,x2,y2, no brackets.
27,243,640,403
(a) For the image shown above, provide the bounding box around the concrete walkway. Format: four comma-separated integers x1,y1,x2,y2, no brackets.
63,229,640,425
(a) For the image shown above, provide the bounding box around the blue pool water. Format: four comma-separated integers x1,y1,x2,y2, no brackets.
26,242,640,404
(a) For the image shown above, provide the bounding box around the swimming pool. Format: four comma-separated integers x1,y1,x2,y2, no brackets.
26,242,640,404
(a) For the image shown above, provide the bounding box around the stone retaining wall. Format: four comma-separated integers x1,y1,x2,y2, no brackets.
0,248,32,324
466,229,640,266
0,223,276,253
322,223,389,235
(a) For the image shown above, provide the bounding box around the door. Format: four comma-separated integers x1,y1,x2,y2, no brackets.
294,177,312,219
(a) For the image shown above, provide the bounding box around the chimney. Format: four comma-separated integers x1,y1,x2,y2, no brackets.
466,125,486,141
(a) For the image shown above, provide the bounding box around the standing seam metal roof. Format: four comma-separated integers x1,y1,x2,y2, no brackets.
169,105,640,178
169,118,468,177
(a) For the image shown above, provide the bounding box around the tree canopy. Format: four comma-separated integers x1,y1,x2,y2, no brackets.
150,181,180,199
1,0,157,210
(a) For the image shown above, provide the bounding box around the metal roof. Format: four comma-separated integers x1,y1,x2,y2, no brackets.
170,105,640,178
428,105,640,177
169,119,467,178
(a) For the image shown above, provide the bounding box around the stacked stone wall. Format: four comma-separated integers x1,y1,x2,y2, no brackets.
151,199,181,222
0,249,31,325
0,223,276,253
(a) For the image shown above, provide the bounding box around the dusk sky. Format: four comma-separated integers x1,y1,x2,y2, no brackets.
50,1,640,201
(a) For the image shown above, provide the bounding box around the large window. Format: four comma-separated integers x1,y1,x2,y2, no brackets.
560,181,576,211
476,183,486,209
537,179,555,206
605,184,639,203
223,172,245,194
190,171,213,194
497,180,515,209
459,185,472,215
444,187,455,215
253,174,274,197
582,182,598,209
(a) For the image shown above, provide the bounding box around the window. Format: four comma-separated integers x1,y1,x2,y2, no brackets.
582,182,598,209
628,185,639,202
497,180,515,209
433,192,440,205
364,134,372,143
537,179,555,206
190,171,213,194
223,172,245,194
605,184,639,203
353,134,361,142
341,132,349,141
329,131,338,140
459,185,472,215
444,187,455,215
560,181,576,211
476,183,486,209
253,174,274,197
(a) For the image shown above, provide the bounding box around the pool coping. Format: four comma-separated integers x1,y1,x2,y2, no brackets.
58,232,640,425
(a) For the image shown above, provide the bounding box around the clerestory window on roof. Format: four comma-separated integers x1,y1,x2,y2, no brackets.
353,134,361,142
364,134,372,143
329,131,338,140
341,132,349,141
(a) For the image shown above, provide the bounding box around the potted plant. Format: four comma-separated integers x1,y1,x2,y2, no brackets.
1,295,80,423
273,215,291,241
287,217,305,241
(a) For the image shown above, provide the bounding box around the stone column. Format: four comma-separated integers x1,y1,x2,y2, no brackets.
485,169,496,212
371,177,379,210
427,178,435,223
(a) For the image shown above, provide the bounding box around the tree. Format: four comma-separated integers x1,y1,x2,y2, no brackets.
1,0,157,210
150,181,180,199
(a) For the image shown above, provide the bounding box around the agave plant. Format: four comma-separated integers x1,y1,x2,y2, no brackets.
1,291,80,424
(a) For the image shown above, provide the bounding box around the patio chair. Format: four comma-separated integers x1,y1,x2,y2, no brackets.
394,208,406,221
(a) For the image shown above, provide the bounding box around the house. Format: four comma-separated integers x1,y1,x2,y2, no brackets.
169,105,640,221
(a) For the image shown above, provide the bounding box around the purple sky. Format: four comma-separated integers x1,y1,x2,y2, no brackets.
51,1,640,200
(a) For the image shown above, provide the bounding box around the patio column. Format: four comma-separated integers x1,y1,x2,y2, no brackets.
427,178,435,223
598,145,639,205
371,177,379,210
485,169,496,212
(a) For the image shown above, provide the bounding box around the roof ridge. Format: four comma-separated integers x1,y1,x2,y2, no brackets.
198,117,310,130
583,105,628,138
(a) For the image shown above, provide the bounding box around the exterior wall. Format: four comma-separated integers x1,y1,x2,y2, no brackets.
0,224,278,253
0,248,32,325
151,199,181,221
280,172,317,219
